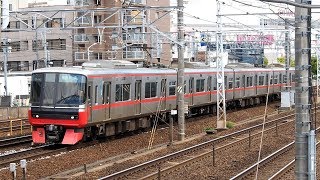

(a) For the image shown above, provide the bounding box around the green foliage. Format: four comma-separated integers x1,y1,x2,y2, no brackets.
277,56,285,64
263,57,269,65
204,127,215,131
226,121,235,129
277,57,295,67
311,56,317,76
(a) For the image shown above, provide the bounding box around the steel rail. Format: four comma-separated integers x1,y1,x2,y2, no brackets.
230,127,320,180
0,135,32,148
139,121,293,180
268,141,320,180
99,114,294,180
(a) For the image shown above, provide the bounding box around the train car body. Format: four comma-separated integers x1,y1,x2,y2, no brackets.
29,60,295,145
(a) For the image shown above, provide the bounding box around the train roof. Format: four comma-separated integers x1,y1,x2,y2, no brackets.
32,60,291,76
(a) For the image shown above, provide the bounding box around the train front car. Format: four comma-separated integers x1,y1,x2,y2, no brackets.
29,69,87,145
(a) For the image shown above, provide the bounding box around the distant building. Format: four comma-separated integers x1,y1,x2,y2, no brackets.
1,5,74,70
70,0,171,66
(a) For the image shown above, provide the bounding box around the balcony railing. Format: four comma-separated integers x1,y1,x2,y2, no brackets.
75,0,90,6
75,16,91,25
123,51,145,59
122,34,146,44
75,52,88,61
74,34,89,42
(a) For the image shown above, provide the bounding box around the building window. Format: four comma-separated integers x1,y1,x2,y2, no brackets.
94,15,102,24
5,61,29,71
93,52,103,60
145,82,157,98
44,18,63,28
47,39,66,50
32,40,44,51
115,84,130,102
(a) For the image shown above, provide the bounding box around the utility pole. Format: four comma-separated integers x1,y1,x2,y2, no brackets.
216,0,226,129
41,30,49,67
295,0,312,179
177,0,185,141
2,38,9,96
285,19,291,88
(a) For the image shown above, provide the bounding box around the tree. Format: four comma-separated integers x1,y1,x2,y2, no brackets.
311,56,317,76
263,56,269,65
277,56,295,67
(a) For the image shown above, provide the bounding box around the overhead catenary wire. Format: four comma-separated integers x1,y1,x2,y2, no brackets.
255,72,271,179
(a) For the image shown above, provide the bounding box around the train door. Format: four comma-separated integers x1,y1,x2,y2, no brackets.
135,80,141,115
87,82,93,123
160,79,166,110
208,76,212,102
254,74,258,95
189,77,194,105
241,74,245,98
103,82,111,120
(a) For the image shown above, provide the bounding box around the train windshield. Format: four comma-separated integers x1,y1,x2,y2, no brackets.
30,73,86,107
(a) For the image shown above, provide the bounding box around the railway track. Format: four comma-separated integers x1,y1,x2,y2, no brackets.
0,135,32,148
230,128,320,180
267,141,320,180
98,114,294,180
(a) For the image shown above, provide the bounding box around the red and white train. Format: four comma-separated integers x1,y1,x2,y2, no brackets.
29,60,295,144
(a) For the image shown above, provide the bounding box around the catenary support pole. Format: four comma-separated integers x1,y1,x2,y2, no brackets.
177,0,185,141
295,0,312,179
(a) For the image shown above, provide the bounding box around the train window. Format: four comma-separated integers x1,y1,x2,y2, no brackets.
208,76,212,91
115,84,130,102
189,78,194,93
246,76,253,87
228,78,233,89
279,74,282,84
88,85,92,100
235,77,240,88
213,78,217,90
274,75,278,84
43,73,56,106
184,80,186,93
196,79,205,92
169,81,176,96
30,73,43,105
145,82,157,98
265,74,269,85
160,79,166,97
283,75,287,84
270,75,273,85
258,76,264,86
224,76,227,89
95,86,98,104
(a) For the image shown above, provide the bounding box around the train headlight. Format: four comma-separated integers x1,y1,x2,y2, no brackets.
71,116,74,120
35,115,39,118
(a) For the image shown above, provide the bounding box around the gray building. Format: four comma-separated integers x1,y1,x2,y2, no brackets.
1,4,74,71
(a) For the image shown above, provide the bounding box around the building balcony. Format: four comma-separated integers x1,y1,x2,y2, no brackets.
75,0,90,6
123,51,145,59
75,16,91,26
122,34,146,44
75,52,88,61
74,34,89,43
